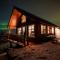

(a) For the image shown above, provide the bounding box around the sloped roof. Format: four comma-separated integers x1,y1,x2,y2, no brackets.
9,6,59,28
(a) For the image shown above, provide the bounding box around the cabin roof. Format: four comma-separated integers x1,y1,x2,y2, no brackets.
10,6,59,28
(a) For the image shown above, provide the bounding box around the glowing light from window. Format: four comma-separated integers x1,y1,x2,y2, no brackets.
9,9,22,29
23,27,25,33
28,25,35,37
52,27,54,34
55,27,60,37
18,28,21,35
21,15,26,23
41,24,46,34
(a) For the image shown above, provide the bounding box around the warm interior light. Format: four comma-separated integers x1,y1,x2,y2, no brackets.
9,17,16,29
52,27,54,34
55,27,60,38
41,24,46,34
22,27,25,34
9,9,22,29
18,28,21,35
28,25,35,37
21,15,26,23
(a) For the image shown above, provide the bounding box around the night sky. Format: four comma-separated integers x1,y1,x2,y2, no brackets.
0,0,60,29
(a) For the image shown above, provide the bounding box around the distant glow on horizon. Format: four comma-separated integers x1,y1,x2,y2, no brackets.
0,23,8,25
0,27,8,30
0,24,8,30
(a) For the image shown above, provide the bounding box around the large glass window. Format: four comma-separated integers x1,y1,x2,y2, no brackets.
47,26,54,34
18,28,21,35
18,26,25,35
9,9,22,29
28,25,35,37
52,27,54,34
41,24,46,34
47,26,50,34
21,15,26,23
22,27,25,35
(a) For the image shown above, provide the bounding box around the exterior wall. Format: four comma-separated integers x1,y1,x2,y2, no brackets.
8,7,58,44
37,23,41,36
35,23,39,37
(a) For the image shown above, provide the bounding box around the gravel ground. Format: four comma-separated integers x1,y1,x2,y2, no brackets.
0,42,60,60
7,42,60,60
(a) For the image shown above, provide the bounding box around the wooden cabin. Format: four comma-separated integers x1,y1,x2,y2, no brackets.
8,6,60,45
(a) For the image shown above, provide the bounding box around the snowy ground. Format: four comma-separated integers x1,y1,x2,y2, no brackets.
4,42,60,60
7,42,60,60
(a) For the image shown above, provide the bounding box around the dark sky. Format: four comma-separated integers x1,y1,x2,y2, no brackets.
0,0,60,28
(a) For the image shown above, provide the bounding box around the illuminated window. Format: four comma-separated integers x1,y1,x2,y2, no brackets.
18,27,25,35
9,9,22,29
47,26,50,34
28,25,35,37
41,24,46,34
47,26,54,34
21,15,26,23
22,27,25,35
55,27,60,38
18,28,21,35
52,27,54,34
